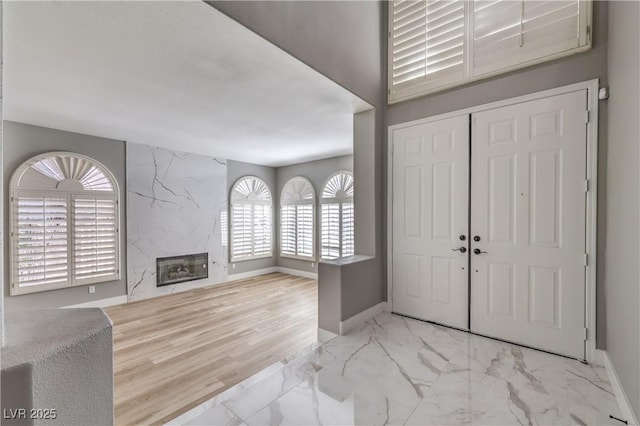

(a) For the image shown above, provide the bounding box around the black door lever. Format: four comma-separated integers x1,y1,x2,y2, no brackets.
474,248,488,255
452,247,467,253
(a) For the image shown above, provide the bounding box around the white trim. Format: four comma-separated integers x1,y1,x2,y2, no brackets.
62,295,127,309
592,348,605,367
276,267,317,280
339,301,390,335
227,267,279,282
317,327,338,343
387,79,600,363
603,351,639,426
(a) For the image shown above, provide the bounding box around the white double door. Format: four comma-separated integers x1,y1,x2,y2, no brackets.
392,91,588,359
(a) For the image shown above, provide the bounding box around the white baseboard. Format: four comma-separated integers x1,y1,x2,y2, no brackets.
227,267,279,281
62,295,128,309
318,328,338,343
592,348,605,366
603,350,639,426
339,301,388,335
276,267,318,280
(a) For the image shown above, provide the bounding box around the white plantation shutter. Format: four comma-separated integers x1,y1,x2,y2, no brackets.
472,0,584,75
10,152,120,295
230,176,273,261
321,172,354,260
280,177,316,260
14,194,69,288
73,197,118,284
388,0,591,102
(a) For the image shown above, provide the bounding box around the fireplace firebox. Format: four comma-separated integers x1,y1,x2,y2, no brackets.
156,253,208,287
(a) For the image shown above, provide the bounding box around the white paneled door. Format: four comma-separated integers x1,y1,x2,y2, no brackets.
392,115,470,330
470,91,587,359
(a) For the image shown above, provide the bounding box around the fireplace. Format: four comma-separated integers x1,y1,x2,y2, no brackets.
156,253,208,287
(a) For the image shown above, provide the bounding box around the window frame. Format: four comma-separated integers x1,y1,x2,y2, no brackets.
280,176,316,261
320,171,355,260
9,151,121,296
388,0,593,104
229,176,274,262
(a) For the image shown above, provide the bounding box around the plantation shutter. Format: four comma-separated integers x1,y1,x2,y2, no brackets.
230,176,273,261
296,205,314,258
341,203,355,257
231,203,253,259
281,205,297,257
390,0,466,98
14,194,69,289
73,196,118,284
321,203,341,259
253,204,272,257
472,0,583,75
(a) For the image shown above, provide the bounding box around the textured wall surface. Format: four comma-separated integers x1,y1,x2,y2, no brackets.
605,1,640,419
3,121,127,310
1,309,113,425
126,143,227,301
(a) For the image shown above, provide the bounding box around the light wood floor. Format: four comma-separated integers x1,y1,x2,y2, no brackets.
105,273,318,425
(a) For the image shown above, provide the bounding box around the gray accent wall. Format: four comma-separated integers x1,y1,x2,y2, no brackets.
276,155,353,274
3,121,127,311
227,159,278,274
605,1,640,418
387,1,609,348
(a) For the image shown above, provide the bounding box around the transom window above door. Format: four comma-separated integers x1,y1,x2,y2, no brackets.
230,176,273,262
388,0,592,103
10,152,120,295
321,171,354,260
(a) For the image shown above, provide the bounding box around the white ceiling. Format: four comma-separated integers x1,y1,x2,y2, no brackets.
3,1,371,167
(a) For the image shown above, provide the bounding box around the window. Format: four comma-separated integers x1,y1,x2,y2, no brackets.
230,176,273,261
389,0,591,103
280,177,316,260
10,152,120,295
321,172,354,259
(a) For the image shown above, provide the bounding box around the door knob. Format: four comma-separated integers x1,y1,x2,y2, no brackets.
474,248,488,255
452,247,467,253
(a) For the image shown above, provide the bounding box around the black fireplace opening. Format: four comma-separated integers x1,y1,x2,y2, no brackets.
156,253,208,287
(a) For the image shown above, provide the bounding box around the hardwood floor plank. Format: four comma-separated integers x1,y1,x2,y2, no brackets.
105,272,318,425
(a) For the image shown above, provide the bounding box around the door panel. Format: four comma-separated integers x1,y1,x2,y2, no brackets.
470,91,587,359
392,115,469,330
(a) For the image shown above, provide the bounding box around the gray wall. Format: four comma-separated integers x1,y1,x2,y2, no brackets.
387,1,609,347
276,155,353,273
605,1,640,418
3,121,127,311
211,0,387,313
226,159,278,274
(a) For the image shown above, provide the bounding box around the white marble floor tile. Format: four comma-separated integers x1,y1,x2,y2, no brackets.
183,404,243,426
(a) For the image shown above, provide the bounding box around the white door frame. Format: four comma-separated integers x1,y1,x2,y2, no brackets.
387,79,600,363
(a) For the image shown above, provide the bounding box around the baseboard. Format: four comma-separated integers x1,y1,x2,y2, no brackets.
62,295,128,309
339,301,388,335
592,348,605,366
603,350,639,426
317,327,338,343
276,267,318,280
227,267,279,281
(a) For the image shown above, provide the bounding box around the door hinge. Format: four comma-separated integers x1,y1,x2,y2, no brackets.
584,327,588,341
585,179,590,192
584,253,588,266
585,110,590,123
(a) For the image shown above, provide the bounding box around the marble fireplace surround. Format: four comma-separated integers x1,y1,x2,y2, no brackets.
126,143,228,301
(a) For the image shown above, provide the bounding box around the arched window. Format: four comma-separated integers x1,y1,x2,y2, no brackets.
280,177,315,260
321,171,354,259
230,176,273,261
10,152,120,295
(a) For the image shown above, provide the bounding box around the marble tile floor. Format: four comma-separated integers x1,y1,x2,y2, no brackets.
168,313,623,426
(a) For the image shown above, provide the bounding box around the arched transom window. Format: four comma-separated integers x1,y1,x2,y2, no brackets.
10,152,120,295
321,171,354,259
230,176,273,261
280,176,316,260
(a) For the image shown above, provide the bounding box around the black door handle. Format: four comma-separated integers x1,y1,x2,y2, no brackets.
474,248,488,255
452,247,467,253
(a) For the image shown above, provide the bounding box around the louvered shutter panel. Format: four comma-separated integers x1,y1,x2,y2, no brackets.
321,203,341,259
73,197,118,283
231,203,253,259
280,205,297,256
14,195,68,288
472,0,583,76
253,204,272,257
341,202,355,257
296,205,314,258
391,0,466,99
